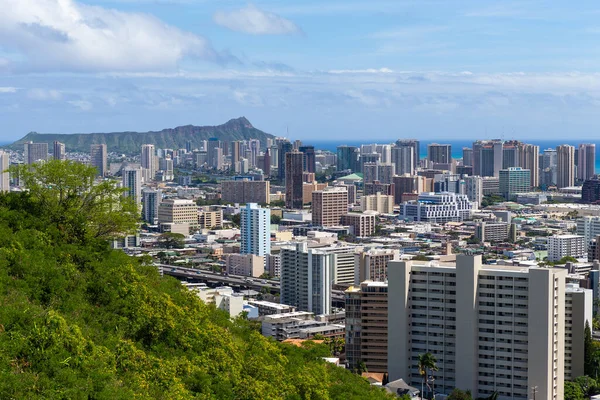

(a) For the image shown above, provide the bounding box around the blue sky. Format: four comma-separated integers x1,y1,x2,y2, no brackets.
2,0,600,141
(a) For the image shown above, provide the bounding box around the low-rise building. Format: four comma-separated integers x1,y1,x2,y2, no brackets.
225,254,265,277
185,284,244,318
361,192,394,214
548,234,586,262
341,212,377,237
474,222,509,242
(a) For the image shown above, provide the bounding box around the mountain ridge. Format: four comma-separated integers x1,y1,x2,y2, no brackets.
9,117,274,154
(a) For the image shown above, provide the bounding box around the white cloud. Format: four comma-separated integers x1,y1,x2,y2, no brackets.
0,0,223,72
0,87,17,93
68,100,93,110
214,5,300,35
27,88,62,100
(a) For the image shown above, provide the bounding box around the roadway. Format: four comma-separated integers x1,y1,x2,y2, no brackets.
157,264,346,303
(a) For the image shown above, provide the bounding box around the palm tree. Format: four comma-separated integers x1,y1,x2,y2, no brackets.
417,352,438,399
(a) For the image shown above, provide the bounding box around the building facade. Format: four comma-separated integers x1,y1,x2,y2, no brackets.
548,235,586,262
240,203,271,256
399,192,473,223
312,187,348,226
499,167,531,200
221,180,270,204
90,144,108,177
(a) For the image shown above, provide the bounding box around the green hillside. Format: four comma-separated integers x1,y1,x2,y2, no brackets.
0,160,393,399
9,117,275,154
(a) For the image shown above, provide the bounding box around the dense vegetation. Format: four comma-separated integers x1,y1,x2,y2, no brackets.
0,161,392,399
10,117,274,154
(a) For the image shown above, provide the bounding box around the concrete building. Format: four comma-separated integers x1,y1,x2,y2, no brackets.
391,145,415,175
519,143,539,188
24,142,48,165
90,144,108,177
361,192,394,214
158,199,198,230
556,144,575,189
462,147,473,166
481,176,500,195
141,144,157,182
578,144,596,182
198,206,223,229
548,235,586,262
285,150,304,209
341,212,376,237
399,192,473,223
345,281,389,373
303,181,328,204
337,145,360,173
576,216,600,245
388,255,567,400
188,284,244,318
564,283,593,381
122,166,142,206
0,150,9,192
475,222,509,242
266,254,281,277
463,175,483,206
427,143,452,164
395,139,420,165
473,140,503,178
142,188,161,224
582,178,600,204
246,300,295,316
225,254,265,277
363,163,395,185
499,167,531,200
53,141,65,161
393,174,427,204
221,180,270,204
364,181,394,196
312,187,348,226
354,248,399,283
240,203,271,256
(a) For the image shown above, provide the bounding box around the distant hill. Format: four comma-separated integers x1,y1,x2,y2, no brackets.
9,117,274,154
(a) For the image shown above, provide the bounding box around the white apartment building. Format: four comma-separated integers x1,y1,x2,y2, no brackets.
564,283,593,381
399,192,474,223
548,235,586,262
122,166,142,206
184,283,244,318
240,203,271,256
157,198,199,229
576,216,600,244
354,248,400,284
361,192,394,214
388,255,566,400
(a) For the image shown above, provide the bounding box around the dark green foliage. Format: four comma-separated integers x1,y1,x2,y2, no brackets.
10,117,274,154
573,375,599,397
447,389,472,400
0,174,392,399
158,233,186,249
586,321,594,376
564,381,586,400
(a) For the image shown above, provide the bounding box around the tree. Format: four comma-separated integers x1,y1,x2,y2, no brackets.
586,320,594,376
564,381,585,400
574,376,598,397
271,214,282,224
9,160,138,244
158,232,186,249
447,388,473,400
412,255,430,261
417,352,438,399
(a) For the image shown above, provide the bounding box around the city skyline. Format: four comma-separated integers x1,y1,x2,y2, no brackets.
3,1,600,140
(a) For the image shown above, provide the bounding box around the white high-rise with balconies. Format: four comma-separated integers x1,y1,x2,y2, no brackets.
240,203,271,257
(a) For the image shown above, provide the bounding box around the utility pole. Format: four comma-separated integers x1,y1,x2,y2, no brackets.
530,385,538,400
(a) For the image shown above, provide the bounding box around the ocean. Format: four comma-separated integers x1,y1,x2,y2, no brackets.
310,139,600,171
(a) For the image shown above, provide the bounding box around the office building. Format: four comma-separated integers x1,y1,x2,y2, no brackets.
399,192,473,223
312,187,348,226
198,206,223,229
278,141,294,180
90,144,107,177
364,181,394,196
502,141,520,169
299,145,316,173
388,255,567,400
285,150,304,209
303,181,328,204
363,163,394,185
222,180,270,204
225,254,265,278
354,249,399,283
564,283,593,381
556,144,575,189
207,138,223,170
141,144,156,181
576,216,600,245
395,139,420,164
519,143,539,188
582,178,600,204
462,147,473,166
24,142,48,165
427,143,451,164
142,188,161,224
0,151,9,192
345,281,388,373
474,222,509,242
157,199,198,229
53,141,65,160
481,176,500,195
391,145,415,175
122,167,142,206
341,212,376,237
337,145,360,173
578,144,596,182
393,174,427,204
159,157,174,181
361,192,394,214
473,140,503,178
499,167,530,200
240,203,271,256
463,175,483,206
548,235,586,262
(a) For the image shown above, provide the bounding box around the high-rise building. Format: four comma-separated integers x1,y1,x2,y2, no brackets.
361,192,394,214
473,140,503,177
157,199,198,230
24,142,48,165
141,144,156,181
222,180,270,204
354,249,399,283
427,143,451,164
499,167,531,200
142,189,162,224
463,175,483,206
345,281,388,373
391,145,415,175
582,178,600,204
0,150,9,192
578,144,596,182
388,255,567,400
336,145,360,173
576,216,600,245
122,167,142,206
206,138,223,170
312,187,348,226
53,141,66,161
564,283,593,381
90,144,107,177
340,212,376,237
285,151,305,209
277,141,294,181
462,147,473,166
299,145,316,173
395,139,420,164
240,203,271,257
519,143,539,188
399,192,473,223
548,234,586,262
556,144,575,189
364,181,394,196
502,140,520,168
393,174,427,204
